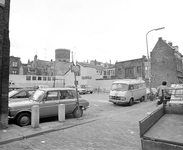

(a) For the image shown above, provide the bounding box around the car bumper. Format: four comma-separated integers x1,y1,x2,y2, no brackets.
109,99,128,104
82,106,89,110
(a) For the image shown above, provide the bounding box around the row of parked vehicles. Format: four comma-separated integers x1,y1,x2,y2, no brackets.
8,85,91,126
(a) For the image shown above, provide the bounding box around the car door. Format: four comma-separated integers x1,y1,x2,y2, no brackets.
59,90,76,114
39,90,60,118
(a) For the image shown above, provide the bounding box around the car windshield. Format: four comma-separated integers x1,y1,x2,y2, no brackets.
9,90,19,97
31,89,45,101
111,83,128,91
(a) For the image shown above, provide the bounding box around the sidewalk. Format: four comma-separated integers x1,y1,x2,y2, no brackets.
0,117,98,146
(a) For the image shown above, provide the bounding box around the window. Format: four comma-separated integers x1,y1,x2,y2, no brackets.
32,76,37,80
118,68,122,74
38,76,42,80
137,66,141,74
12,71,17,74
13,91,27,98
12,62,18,67
48,77,51,81
133,84,139,89
125,68,134,78
60,90,74,99
46,91,58,101
26,76,31,81
43,77,47,81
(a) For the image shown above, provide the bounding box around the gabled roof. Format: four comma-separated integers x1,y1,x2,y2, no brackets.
77,62,106,70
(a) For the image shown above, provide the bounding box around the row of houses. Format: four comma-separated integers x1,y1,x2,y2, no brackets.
9,37,183,89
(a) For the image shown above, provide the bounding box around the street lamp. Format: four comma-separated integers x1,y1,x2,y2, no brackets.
146,27,165,97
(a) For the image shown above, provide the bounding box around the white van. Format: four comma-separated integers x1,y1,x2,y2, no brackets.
109,79,146,106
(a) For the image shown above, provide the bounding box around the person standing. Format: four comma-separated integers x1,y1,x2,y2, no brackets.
157,81,170,105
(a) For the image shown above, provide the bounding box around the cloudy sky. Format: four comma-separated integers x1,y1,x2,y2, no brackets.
9,0,183,64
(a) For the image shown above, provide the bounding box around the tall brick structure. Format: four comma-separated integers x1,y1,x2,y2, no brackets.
0,0,10,129
151,37,183,88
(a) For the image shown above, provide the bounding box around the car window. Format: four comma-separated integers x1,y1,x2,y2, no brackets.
129,85,134,90
46,91,59,101
13,91,27,98
60,90,74,99
133,84,139,89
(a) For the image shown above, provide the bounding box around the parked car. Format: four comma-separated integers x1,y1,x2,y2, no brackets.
8,88,89,126
9,88,36,100
66,85,87,95
80,85,94,94
9,85,24,92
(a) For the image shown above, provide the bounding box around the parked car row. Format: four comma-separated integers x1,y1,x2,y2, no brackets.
66,85,94,94
8,87,90,126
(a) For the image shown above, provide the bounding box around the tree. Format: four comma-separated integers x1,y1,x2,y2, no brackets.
0,0,10,129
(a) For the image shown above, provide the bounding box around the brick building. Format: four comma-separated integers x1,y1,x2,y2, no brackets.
115,56,147,80
151,37,183,87
9,56,21,75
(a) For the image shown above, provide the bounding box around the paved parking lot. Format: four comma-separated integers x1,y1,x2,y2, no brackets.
0,93,158,150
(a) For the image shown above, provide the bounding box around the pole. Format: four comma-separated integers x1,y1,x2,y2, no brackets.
0,0,10,129
72,51,80,118
146,27,165,100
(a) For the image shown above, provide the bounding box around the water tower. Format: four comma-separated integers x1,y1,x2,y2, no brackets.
55,49,70,62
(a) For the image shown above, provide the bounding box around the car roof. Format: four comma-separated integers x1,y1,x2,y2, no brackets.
113,79,145,85
38,87,76,91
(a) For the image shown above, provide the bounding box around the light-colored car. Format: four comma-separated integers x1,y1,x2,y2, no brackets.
80,85,94,94
66,85,87,95
8,88,89,126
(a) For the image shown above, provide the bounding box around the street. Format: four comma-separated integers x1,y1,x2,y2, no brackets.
0,93,158,150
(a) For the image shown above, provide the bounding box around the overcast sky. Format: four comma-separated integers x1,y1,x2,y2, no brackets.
9,0,183,64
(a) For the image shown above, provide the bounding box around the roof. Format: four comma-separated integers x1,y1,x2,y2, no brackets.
77,62,106,70
38,87,76,91
112,79,145,85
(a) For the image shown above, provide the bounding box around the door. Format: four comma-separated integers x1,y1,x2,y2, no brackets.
59,90,77,114
39,91,60,118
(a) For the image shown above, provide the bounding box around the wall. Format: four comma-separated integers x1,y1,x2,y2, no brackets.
151,38,179,87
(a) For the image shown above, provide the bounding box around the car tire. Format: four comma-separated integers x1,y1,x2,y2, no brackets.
16,112,31,126
129,98,134,106
90,91,93,94
73,107,83,118
140,96,145,102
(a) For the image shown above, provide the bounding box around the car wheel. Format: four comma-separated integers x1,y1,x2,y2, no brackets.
73,107,83,118
90,91,93,94
129,98,134,106
140,96,145,102
16,112,31,126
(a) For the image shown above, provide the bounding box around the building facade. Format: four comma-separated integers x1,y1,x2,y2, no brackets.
115,56,147,80
9,56,21,75
151,37,183,87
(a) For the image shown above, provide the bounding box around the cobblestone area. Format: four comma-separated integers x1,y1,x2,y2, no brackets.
0,93,158,150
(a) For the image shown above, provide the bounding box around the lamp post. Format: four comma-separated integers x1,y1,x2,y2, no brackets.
146,27,165,98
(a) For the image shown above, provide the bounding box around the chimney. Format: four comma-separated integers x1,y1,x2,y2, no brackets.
168,41,172,46
159,37,162,40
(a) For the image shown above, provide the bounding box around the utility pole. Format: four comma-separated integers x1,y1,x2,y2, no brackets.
0,0,11,129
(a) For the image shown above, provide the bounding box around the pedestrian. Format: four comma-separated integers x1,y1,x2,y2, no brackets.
156,81,170,106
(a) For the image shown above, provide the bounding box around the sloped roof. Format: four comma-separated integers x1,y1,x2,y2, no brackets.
77,62,106,70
